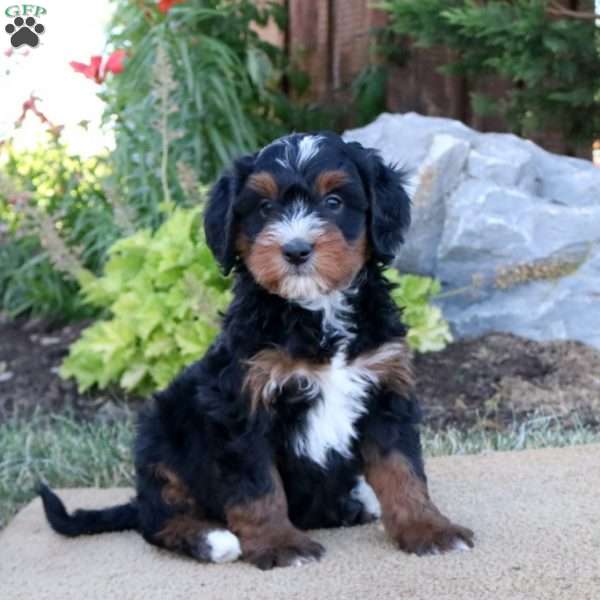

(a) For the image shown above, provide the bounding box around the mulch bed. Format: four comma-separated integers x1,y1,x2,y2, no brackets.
1,317,599,430
415,333,600,430
0,316,132,422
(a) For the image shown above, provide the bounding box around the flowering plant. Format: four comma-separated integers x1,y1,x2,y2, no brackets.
70,49,126,84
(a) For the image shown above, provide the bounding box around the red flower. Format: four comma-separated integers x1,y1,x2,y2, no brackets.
105,49,126,75
22,96,36,112
158,0,184,14
70,50,126,84
14,94,61,132
70,55,103,83
17,94,46,125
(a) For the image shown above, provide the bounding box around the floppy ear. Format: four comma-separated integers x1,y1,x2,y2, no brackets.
346,142,411,264
204,154,255,274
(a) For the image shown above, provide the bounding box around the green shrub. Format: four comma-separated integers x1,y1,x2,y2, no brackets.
0,237,90,320
103,0,291,224
60,206,231,394
385,271,453,352
381,0,600,144
61,214,450,395
0,136,118,320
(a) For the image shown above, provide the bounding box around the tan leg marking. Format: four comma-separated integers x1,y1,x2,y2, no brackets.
364,448,474,554
226,468,324,569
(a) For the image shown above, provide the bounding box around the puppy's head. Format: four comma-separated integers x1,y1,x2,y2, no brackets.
204,133,410,302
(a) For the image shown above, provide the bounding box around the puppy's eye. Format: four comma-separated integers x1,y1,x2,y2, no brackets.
323,194,343,211
259,200,274,219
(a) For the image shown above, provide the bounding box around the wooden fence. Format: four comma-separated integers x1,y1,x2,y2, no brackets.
258,0,595,157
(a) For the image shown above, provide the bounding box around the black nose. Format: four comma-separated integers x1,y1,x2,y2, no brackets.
282,239,313,265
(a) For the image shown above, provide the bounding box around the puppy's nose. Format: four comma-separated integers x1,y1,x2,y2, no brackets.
282,238,313,265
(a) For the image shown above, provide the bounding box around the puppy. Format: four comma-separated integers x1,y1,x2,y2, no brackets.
40,132,474,569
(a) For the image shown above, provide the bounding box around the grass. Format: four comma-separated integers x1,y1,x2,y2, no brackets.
423,414,600,457
1,411,599,529
0,412,134,529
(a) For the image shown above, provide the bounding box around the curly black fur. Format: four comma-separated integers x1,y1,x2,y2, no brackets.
40,132,463,569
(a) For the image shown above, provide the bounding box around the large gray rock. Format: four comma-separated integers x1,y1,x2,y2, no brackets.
344,113,600,349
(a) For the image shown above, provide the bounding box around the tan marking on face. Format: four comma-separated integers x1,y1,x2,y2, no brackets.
353,340,414,398
238,229,289,294
238,221,367,299
312,227,368,290
244,348,324,413
247,171,279,200
315,169,349,196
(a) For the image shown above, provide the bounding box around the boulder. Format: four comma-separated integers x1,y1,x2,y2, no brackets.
344,113,600,349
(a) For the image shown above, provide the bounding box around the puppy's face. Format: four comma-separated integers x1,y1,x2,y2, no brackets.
235,136,369,302
205,133,411,303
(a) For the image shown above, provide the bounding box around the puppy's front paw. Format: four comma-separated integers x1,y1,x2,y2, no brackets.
244,533,324,570
393,517,474,556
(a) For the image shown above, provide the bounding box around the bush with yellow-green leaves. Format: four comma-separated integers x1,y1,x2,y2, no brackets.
61,207,230,394
61,205,452,395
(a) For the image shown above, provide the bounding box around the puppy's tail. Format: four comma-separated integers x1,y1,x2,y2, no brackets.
38,483,138,537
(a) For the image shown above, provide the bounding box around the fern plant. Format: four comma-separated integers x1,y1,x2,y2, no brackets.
103,0,289,225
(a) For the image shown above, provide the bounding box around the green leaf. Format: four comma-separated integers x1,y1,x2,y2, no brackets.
385,269,452,353
61,207,229,394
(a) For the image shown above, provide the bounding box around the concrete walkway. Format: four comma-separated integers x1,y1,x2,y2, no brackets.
1,445,599,600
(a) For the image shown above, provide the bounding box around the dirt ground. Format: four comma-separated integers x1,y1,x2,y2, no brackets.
414,332,600,430
1,317,599,429
0,316,132,422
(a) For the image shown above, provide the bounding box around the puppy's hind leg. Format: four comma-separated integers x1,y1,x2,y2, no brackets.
153,514,242,564
137,464,241,564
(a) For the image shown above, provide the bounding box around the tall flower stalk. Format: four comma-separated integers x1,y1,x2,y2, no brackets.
152,45,179,208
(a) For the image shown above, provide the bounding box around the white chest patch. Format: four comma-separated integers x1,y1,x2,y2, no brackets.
293,350,373,467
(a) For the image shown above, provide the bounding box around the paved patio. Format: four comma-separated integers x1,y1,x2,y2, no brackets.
1,445,599,600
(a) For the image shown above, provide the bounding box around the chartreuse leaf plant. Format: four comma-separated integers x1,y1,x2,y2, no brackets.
385,270,453,353
62,232,451,395
60,205,231,394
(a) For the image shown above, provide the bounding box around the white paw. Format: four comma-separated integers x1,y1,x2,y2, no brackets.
206,530,242,563
451,538,472,552
426,537,472,556
291,555,319,567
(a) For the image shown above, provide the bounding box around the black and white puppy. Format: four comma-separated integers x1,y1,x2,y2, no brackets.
40,132,474,569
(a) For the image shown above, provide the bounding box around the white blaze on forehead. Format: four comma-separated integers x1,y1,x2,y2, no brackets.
263,134,324,170
296,135,324,167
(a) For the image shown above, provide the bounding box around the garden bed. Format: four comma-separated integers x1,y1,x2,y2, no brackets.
415,332,600,430
1,317,599,431
2,319,600,529
0,316,132,422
